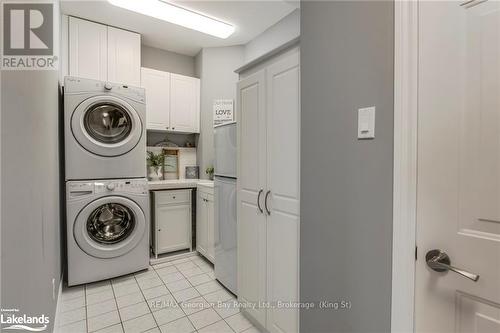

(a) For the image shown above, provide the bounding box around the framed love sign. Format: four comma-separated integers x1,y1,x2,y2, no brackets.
213,99,234,126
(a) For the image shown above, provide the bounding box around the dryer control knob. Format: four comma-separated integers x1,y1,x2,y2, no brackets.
106,183,116,191
104,82,113,90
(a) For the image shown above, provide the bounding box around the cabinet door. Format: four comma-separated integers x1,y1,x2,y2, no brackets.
265,51,300,333
107,26,141,86
69,17,107,81
156,204,191,254
141,68,170,130
237,69,267,326
206,194,215,262
170,74,200,133
196,192,208,256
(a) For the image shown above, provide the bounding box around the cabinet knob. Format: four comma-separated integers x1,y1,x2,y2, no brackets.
172,127,175,130
166,126,169,129
173,196,176,199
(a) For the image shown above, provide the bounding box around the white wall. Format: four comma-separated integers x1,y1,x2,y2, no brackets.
1,52,62,333
1,4,62,332
195,46,244,178
244,9,300,62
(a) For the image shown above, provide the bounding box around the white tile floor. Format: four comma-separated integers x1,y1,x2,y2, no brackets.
56,255,260,333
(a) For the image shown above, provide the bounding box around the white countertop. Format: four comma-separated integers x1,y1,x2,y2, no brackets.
148,179,214,190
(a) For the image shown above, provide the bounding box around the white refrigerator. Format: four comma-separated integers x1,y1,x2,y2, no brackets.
214,122,237,294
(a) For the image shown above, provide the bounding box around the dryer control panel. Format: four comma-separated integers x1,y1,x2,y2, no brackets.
67,179,148,198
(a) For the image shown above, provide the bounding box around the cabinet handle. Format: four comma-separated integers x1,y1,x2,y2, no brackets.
257,189,263,214
264,190,271,215
172,127,176,130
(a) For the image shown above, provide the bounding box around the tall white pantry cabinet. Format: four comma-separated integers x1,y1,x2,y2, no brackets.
237,46,300,333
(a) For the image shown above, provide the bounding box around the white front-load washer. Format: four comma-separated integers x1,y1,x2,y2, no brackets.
66,178,149,286
64,76,146,180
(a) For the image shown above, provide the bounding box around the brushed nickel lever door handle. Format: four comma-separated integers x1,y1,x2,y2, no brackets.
426,249,479,282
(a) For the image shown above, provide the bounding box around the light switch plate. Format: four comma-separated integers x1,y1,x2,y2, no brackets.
358,106,375,139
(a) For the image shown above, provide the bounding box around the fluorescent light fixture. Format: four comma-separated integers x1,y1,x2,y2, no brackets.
108,0,235,39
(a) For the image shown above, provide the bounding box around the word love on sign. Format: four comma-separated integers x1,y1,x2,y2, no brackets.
213,99,234,126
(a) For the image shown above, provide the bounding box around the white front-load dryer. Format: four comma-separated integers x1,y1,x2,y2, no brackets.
66,178,149,286
64,76,146,180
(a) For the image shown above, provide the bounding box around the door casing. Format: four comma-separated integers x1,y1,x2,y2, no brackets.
391,1,419,332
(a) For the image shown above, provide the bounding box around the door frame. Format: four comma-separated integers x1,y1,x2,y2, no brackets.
391,1,419,332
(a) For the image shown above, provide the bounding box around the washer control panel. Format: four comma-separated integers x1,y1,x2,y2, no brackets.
64,76,145,103
68,179,148,198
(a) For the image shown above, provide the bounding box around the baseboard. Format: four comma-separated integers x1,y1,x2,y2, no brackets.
149,250,198,265
52,277,63,332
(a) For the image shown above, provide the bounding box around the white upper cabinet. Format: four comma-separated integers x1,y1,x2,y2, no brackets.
68,17,140,87
107,26,141,87
141,68,171,131
69,17,107,81
141,68,200,134
170,73,200,133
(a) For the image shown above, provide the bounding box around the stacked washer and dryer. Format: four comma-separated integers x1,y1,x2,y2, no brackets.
64,77,149,286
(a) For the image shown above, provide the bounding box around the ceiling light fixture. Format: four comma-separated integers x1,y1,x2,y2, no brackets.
108,0,235,39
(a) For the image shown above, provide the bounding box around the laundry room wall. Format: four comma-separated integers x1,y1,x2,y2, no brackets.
243,9,300,63
195,46,244,179
300,1,394,332
0,2,62,331
141,45,197,77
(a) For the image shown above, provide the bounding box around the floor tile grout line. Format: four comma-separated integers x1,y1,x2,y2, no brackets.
84,284,90,333
135,271,163,332
109,278,126,333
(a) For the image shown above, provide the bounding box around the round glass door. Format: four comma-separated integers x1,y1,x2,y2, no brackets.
74,196,146,259
71,95,143,157
87,203,135,244
84,104,132,144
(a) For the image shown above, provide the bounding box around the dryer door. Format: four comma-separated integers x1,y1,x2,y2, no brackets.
74,196,146,259
71,95,143,157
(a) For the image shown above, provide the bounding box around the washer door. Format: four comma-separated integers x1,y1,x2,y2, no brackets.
71,95,143,157
74,196,146,259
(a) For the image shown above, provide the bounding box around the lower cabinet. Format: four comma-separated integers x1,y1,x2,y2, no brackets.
196,186,214,263
151,189,192,257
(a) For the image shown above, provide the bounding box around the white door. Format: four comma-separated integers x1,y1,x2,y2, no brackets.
265,51,300,333
237,70,267,326
170,73,200,133
156,204,191,254
107,26,141,87
197,191,208,256
141,68,171,131
69,17,107,81
415,1,500,332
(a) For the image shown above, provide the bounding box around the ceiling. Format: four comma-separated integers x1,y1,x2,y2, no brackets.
61,0,299,56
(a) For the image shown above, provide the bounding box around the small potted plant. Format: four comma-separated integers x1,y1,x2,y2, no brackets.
147,151,165,181
205,166,214,180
